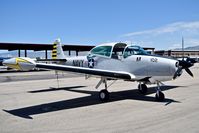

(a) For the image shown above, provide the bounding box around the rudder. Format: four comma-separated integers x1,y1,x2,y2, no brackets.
51,39,66,59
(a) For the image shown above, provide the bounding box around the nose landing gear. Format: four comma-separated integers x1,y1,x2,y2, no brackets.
138,83,148,94
155,91,165,101
155,82,165,101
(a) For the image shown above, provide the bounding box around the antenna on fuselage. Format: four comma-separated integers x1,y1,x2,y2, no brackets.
182,36,184,60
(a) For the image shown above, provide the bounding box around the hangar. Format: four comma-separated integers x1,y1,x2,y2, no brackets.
0,42,95,58
0,42,155,58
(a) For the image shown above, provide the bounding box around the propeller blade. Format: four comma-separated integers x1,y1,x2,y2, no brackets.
173,67,183,79
179,60,193,69
185,68,194,77
186,57,197,64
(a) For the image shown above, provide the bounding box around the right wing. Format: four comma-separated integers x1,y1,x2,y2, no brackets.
36,63,136,80
2,57,143,81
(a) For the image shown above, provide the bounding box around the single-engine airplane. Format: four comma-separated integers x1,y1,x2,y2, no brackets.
3,39,194,101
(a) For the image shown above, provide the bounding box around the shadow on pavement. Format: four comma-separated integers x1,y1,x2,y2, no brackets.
3,85,181,119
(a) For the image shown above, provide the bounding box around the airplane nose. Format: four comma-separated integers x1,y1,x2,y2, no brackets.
2,58,16,66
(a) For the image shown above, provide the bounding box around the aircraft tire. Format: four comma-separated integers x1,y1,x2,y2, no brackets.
138,84,148,94
99,89,109,102
155,91,165,101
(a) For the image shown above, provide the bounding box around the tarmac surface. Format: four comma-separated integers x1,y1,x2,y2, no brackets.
0,64,199,133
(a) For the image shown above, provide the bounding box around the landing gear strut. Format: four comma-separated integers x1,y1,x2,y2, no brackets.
96,77,110,102
138,83,148,94
155,82,165,101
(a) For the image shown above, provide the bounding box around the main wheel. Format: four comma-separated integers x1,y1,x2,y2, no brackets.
138,84,148,94
99,89,110,102
155,91,165,101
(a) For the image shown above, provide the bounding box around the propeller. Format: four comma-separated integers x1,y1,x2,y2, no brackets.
186,57,197,64
173,37,194,79
173,66,182,79
185,68,193,77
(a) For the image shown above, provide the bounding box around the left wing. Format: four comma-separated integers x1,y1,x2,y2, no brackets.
36,63,135,80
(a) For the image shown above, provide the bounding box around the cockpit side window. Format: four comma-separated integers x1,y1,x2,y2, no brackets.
123,46,148,58
111,43,127,59
90,46,112,57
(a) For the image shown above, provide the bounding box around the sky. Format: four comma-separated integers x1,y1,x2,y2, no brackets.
0,0,199,50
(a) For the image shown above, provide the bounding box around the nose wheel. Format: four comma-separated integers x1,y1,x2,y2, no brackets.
155,91,165,101
138,83,148,94
155,82,165,101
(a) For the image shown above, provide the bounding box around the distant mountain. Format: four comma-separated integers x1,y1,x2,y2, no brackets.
174,45,199,51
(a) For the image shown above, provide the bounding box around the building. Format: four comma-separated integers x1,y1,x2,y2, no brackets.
155,50,199,58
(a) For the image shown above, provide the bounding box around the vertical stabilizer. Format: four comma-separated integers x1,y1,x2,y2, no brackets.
52,39,66,59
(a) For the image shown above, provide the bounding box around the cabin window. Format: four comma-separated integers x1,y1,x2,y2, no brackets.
123,46,148,58
90,46,112,57
111,43,127,59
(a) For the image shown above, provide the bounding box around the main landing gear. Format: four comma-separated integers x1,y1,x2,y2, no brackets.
96,77,110,102
99,89,110,101
138,82,165,101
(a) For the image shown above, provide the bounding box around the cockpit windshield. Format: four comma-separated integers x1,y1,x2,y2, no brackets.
90,46,112,57
123,45,148,58
90,43,147,59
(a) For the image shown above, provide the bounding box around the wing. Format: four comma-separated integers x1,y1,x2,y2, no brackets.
36,63,136,80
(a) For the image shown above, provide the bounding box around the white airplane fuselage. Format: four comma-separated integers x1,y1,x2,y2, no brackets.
64,54,178,82
2,42,179,83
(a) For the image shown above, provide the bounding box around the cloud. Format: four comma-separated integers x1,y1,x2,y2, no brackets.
186,38,199,46
123,21,199,37
169,38,199,50
169,43,182,50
